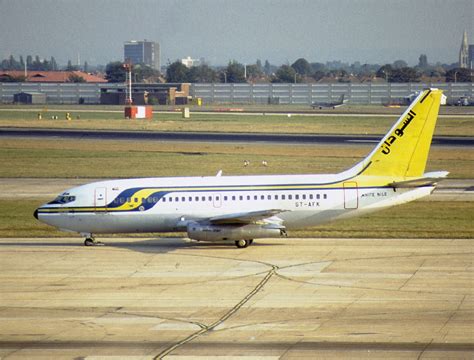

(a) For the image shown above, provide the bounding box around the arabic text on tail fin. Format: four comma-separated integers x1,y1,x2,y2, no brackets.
360,89,442,178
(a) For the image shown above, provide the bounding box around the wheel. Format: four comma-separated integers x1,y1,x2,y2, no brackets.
248,239,254,245
235,239,250,248
84,238,104,246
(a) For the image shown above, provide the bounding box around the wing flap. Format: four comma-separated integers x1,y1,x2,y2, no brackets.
208,209,286,225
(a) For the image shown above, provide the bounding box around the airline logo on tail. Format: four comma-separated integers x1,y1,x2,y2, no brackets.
381,110,416,155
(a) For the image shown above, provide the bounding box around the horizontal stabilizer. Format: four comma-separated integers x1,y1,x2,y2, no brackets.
390,171,449,188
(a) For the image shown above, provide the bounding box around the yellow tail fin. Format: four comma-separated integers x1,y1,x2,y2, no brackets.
362,88,442,178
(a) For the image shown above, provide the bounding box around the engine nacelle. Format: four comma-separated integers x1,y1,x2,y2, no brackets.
186,222,283,242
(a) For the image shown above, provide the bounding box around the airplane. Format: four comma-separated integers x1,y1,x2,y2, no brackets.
35,88,447,248
311,93,348,109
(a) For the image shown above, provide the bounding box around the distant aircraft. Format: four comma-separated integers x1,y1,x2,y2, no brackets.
35,89,447,248
311,94,348,109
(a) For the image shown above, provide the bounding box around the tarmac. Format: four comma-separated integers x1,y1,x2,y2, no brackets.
0,237,472,359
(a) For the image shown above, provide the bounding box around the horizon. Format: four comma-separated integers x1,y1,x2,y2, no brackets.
0,0,472,67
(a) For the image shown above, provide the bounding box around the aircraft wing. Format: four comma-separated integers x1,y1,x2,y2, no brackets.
208,209,286,226
390,171,449,188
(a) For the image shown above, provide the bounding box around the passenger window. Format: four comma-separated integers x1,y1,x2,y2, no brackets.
254,195,258,200
295,195,299,200
232,196,236,201
247,195,250,200
202,196,206,201
260,195,265,200
282,195,286,200
302,194,306,200
316,194,320,200
216,196,220,201
189,197,192,201
182,197,185,202
224,196,228,201
275,195,279,200
267,195,271,200
288,195,292,200
309,194,313,200
169,197,172,202
127,197,131,203
239,195,243,201
323,194,327,199
208,196,212,201
195,196,199,201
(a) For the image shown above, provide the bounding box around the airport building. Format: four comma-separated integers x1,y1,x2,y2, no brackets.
124,40,160,70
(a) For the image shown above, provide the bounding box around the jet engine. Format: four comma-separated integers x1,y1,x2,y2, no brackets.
186,222,283,242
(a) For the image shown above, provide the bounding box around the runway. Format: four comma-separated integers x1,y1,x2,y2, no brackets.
1,127,473,147
0,237,472,358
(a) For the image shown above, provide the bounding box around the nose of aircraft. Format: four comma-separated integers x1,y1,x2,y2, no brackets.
33,209,38,220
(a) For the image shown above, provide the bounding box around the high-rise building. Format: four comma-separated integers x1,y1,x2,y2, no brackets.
124,40,160,70
459,31,469,68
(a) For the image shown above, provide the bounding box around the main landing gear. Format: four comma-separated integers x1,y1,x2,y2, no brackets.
235,239,253,248
82,233,104,246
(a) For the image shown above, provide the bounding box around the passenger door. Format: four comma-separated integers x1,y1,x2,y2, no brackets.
94,187,107,212
343,182,358,209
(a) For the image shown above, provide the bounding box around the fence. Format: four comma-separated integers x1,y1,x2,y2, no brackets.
1,82,472,105
191,83,473,105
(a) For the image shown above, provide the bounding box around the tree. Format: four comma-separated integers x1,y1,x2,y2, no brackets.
66,60,78,71
264,60,272,75
105,61,126,83
445,68,471,82
291,58,311,76
272,65,297,83
376,64,393,80
310,62,326,73
392,59,408,69
223,61,246,83
245,64,263,80
166,61,189,82
134,64,161,82
67,73,86,83
418,54,428,68
389,67,420,83
187,64,218,83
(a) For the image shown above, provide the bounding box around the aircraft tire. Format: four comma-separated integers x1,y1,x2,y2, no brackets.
235,239,251,248
84,238,94,246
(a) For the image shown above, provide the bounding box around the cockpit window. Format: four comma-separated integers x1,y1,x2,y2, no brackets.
49,195,76,204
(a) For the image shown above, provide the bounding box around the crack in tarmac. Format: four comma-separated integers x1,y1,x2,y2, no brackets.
153,260,278,359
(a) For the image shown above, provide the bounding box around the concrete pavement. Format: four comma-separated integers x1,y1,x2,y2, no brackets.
0,237,472,358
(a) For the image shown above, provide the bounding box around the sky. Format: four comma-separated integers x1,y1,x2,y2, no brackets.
0,0,472,66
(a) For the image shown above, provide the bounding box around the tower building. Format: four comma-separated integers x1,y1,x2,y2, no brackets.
124,40,160,70
459,30,469,68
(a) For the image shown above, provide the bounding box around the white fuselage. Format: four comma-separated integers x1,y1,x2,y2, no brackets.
36,172,434,235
